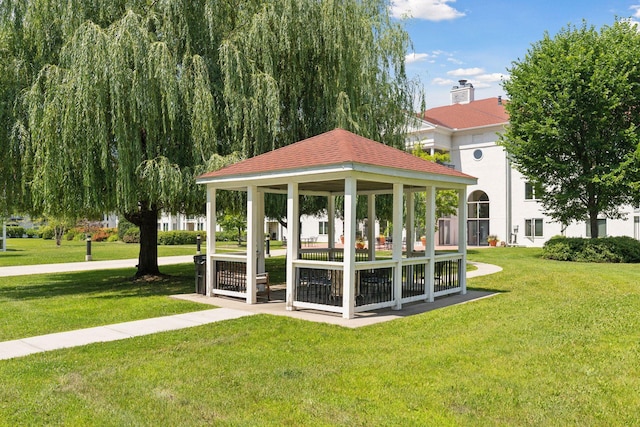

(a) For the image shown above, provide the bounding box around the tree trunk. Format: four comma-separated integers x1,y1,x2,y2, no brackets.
589,214,599,238
125,205,161,277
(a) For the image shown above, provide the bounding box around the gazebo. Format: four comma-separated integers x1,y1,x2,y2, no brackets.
196,128,476,319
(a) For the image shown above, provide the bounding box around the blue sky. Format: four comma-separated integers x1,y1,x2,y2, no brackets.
393,0,640,109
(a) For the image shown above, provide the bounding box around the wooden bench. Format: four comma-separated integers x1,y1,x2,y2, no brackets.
256,272,270,301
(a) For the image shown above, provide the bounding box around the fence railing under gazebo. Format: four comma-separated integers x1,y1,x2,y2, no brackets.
208,249,464,316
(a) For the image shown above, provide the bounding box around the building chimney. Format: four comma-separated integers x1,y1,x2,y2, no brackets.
450,79,474,105
498,96,502,105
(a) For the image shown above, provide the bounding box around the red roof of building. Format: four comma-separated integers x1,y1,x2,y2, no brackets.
420,97,508,129
198,128,473,180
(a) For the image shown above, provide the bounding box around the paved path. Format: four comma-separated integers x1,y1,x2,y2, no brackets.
0,308,254,360
0,256,502,360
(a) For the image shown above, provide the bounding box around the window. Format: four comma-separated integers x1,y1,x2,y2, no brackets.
525,181,544,200
318,221,328,235
586,219,607,238
473,149,483,160
197,222,204,231
525,218,544,237
162,223,169,231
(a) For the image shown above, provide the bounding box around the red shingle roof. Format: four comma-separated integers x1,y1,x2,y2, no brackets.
420,97,508,129
198,128,473,180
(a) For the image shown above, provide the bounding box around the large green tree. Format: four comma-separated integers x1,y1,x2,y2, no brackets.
501,20,640,238
0,0,413,276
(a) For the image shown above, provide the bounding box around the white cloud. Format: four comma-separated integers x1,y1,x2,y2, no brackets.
431,77,456,86
631,5,640,18
447,67,484,77
446,57,464,65
390,0,465,21
405,53,431,64
474,73,507,83
620,16,640,30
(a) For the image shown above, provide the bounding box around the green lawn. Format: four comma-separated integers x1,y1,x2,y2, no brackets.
0,238,199,266
0,264,207,340
0,248,639,425
0,238,285,266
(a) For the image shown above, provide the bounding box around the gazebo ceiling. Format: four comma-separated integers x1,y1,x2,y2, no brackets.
196,128,476,191
257,179,424,194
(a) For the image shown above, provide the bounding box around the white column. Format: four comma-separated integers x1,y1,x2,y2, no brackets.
328,195,336,250
458,187,468,295
367,194,376,260
286,182,300,311
257,189,265,273
343,177,357,319
426,186,436,302
246,185,258,304
206,186,216,296
406,191,415,254
392,183,403,310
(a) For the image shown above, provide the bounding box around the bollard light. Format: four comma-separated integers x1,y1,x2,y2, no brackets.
85,234,92,261
196,234,201,255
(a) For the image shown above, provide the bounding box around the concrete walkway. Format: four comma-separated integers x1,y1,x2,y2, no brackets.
0,257,502,360
0,308,254,360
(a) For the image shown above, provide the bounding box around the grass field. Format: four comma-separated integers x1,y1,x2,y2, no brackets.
0,238,199,266
0,238,285,266
0,247,639,425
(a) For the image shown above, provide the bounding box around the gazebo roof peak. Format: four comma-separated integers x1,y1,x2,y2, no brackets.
197,128,474,181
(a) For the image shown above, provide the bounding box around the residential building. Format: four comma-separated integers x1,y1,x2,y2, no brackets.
158,212,206,232
406,80,639,247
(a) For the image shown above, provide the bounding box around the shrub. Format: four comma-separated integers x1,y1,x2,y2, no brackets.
158,230,206,245
543,236,640,263
25,228,40,238
39,226,55,240
216,229,244,242
91,228,117,242
107,234,119,242
117,220,135,241
123,227,140,243
6,226,25,238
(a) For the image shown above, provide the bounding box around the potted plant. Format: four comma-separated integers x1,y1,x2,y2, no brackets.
487,235,499,246
420,236,426,247
356,237,365,249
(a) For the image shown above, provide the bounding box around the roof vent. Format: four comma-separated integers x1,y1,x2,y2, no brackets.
458,79,467,86
498,96,502,105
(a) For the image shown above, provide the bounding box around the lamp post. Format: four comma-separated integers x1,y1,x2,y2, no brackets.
265,235,270,257
512,225,519,245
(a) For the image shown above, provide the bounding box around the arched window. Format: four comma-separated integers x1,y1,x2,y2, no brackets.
467,190,490,246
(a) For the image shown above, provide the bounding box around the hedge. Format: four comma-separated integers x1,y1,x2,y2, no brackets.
543,236,640,263
122,227,140,243
121,229,206,245
6,226,25,238
158,230,206,245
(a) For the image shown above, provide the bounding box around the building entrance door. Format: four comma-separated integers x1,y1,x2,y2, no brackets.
467,190,490,246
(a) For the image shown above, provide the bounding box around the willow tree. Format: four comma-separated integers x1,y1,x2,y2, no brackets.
2,0,413,277
217,0,414,222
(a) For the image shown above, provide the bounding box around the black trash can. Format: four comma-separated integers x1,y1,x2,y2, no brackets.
194,255,206,294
